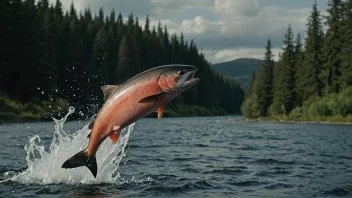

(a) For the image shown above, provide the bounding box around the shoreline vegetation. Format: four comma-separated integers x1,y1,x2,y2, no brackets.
0,95,230,123
241,1,352,124
0,95,69,123
236,118,352,126
0,0,244,122
241,87,352,125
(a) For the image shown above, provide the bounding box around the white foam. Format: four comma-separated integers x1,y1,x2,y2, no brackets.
9,107,134,184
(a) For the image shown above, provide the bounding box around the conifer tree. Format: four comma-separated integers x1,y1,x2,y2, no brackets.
93,27,109,85
247,69,257,96
0,0,245,115
322,0,344,94
340,0,352,88
118,36,132,82
256,39,274,116
294,33,305,105
271,25,295,115
301,2,324,99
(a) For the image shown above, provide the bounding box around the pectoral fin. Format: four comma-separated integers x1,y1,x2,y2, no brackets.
157,105,165,119
109,126,121,144
139,92,164,103
110,132,120,144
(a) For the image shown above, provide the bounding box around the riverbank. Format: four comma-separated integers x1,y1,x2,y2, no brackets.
236,117,352,125
0,95,232,123
0,95,69,123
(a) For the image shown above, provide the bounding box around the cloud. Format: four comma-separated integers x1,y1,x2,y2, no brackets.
146,0,310,63
150,0,212,16
214,0,259,17
169,5,308,42
51,0,320,64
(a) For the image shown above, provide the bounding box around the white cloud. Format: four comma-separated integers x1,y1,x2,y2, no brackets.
51,0,318,64
150,0,211,16
147,0,310,62
170,4,309,39
214,0,259,17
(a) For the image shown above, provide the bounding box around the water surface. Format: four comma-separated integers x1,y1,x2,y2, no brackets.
0,112,351,197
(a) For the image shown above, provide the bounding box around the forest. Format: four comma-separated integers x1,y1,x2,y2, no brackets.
242,0,352,122
0,0,244,121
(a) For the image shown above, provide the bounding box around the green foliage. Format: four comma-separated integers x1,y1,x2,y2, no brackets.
241,93,260,118
165,104,222,117
340,0,352,88
322,0,344,94
241,40,274,118
294,33,305,106
286,87,352,121
271,25,296,115
256,39,274,116
0,95,69,122
0,0,244,119
241,80,260,118
242,1,352,123
246,69,256,96
301,2,325,99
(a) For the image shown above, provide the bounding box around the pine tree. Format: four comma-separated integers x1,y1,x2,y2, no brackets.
340,0,352,88
271,25,295,115
294,33,305,105
322,0,344,94
293,33,303,66
0,0,245,116
301,2,324,99
256,39,274,116
118,36,132,82
247,69,257,96
92,27,109,85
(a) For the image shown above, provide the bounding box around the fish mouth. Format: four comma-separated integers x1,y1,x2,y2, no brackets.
176,69,200,91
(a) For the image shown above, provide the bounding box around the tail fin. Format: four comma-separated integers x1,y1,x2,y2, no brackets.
61,149,98,178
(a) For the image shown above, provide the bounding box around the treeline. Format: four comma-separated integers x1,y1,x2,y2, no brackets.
0,0,244,119
242,1,352,121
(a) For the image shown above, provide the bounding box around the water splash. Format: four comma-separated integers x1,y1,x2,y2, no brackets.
9,107,134,184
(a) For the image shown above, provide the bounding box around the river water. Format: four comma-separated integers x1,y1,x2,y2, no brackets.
0,109,351,197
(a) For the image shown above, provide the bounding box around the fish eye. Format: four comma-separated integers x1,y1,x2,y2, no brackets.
178,70,185,75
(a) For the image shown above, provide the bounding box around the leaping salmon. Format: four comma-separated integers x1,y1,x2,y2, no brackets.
61,65,199,177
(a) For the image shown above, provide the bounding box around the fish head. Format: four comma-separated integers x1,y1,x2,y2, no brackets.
158,65,200,93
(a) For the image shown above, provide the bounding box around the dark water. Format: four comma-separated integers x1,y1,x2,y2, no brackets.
1,116,352,197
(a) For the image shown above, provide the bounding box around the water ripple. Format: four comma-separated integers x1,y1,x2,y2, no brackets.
1,115,352,197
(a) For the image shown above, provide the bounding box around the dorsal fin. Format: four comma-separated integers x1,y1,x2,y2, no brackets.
101,85,119,100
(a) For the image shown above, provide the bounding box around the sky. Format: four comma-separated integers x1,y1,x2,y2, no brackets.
52,0,329,64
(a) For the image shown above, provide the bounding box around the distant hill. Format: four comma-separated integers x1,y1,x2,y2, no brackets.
212,58,263,87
